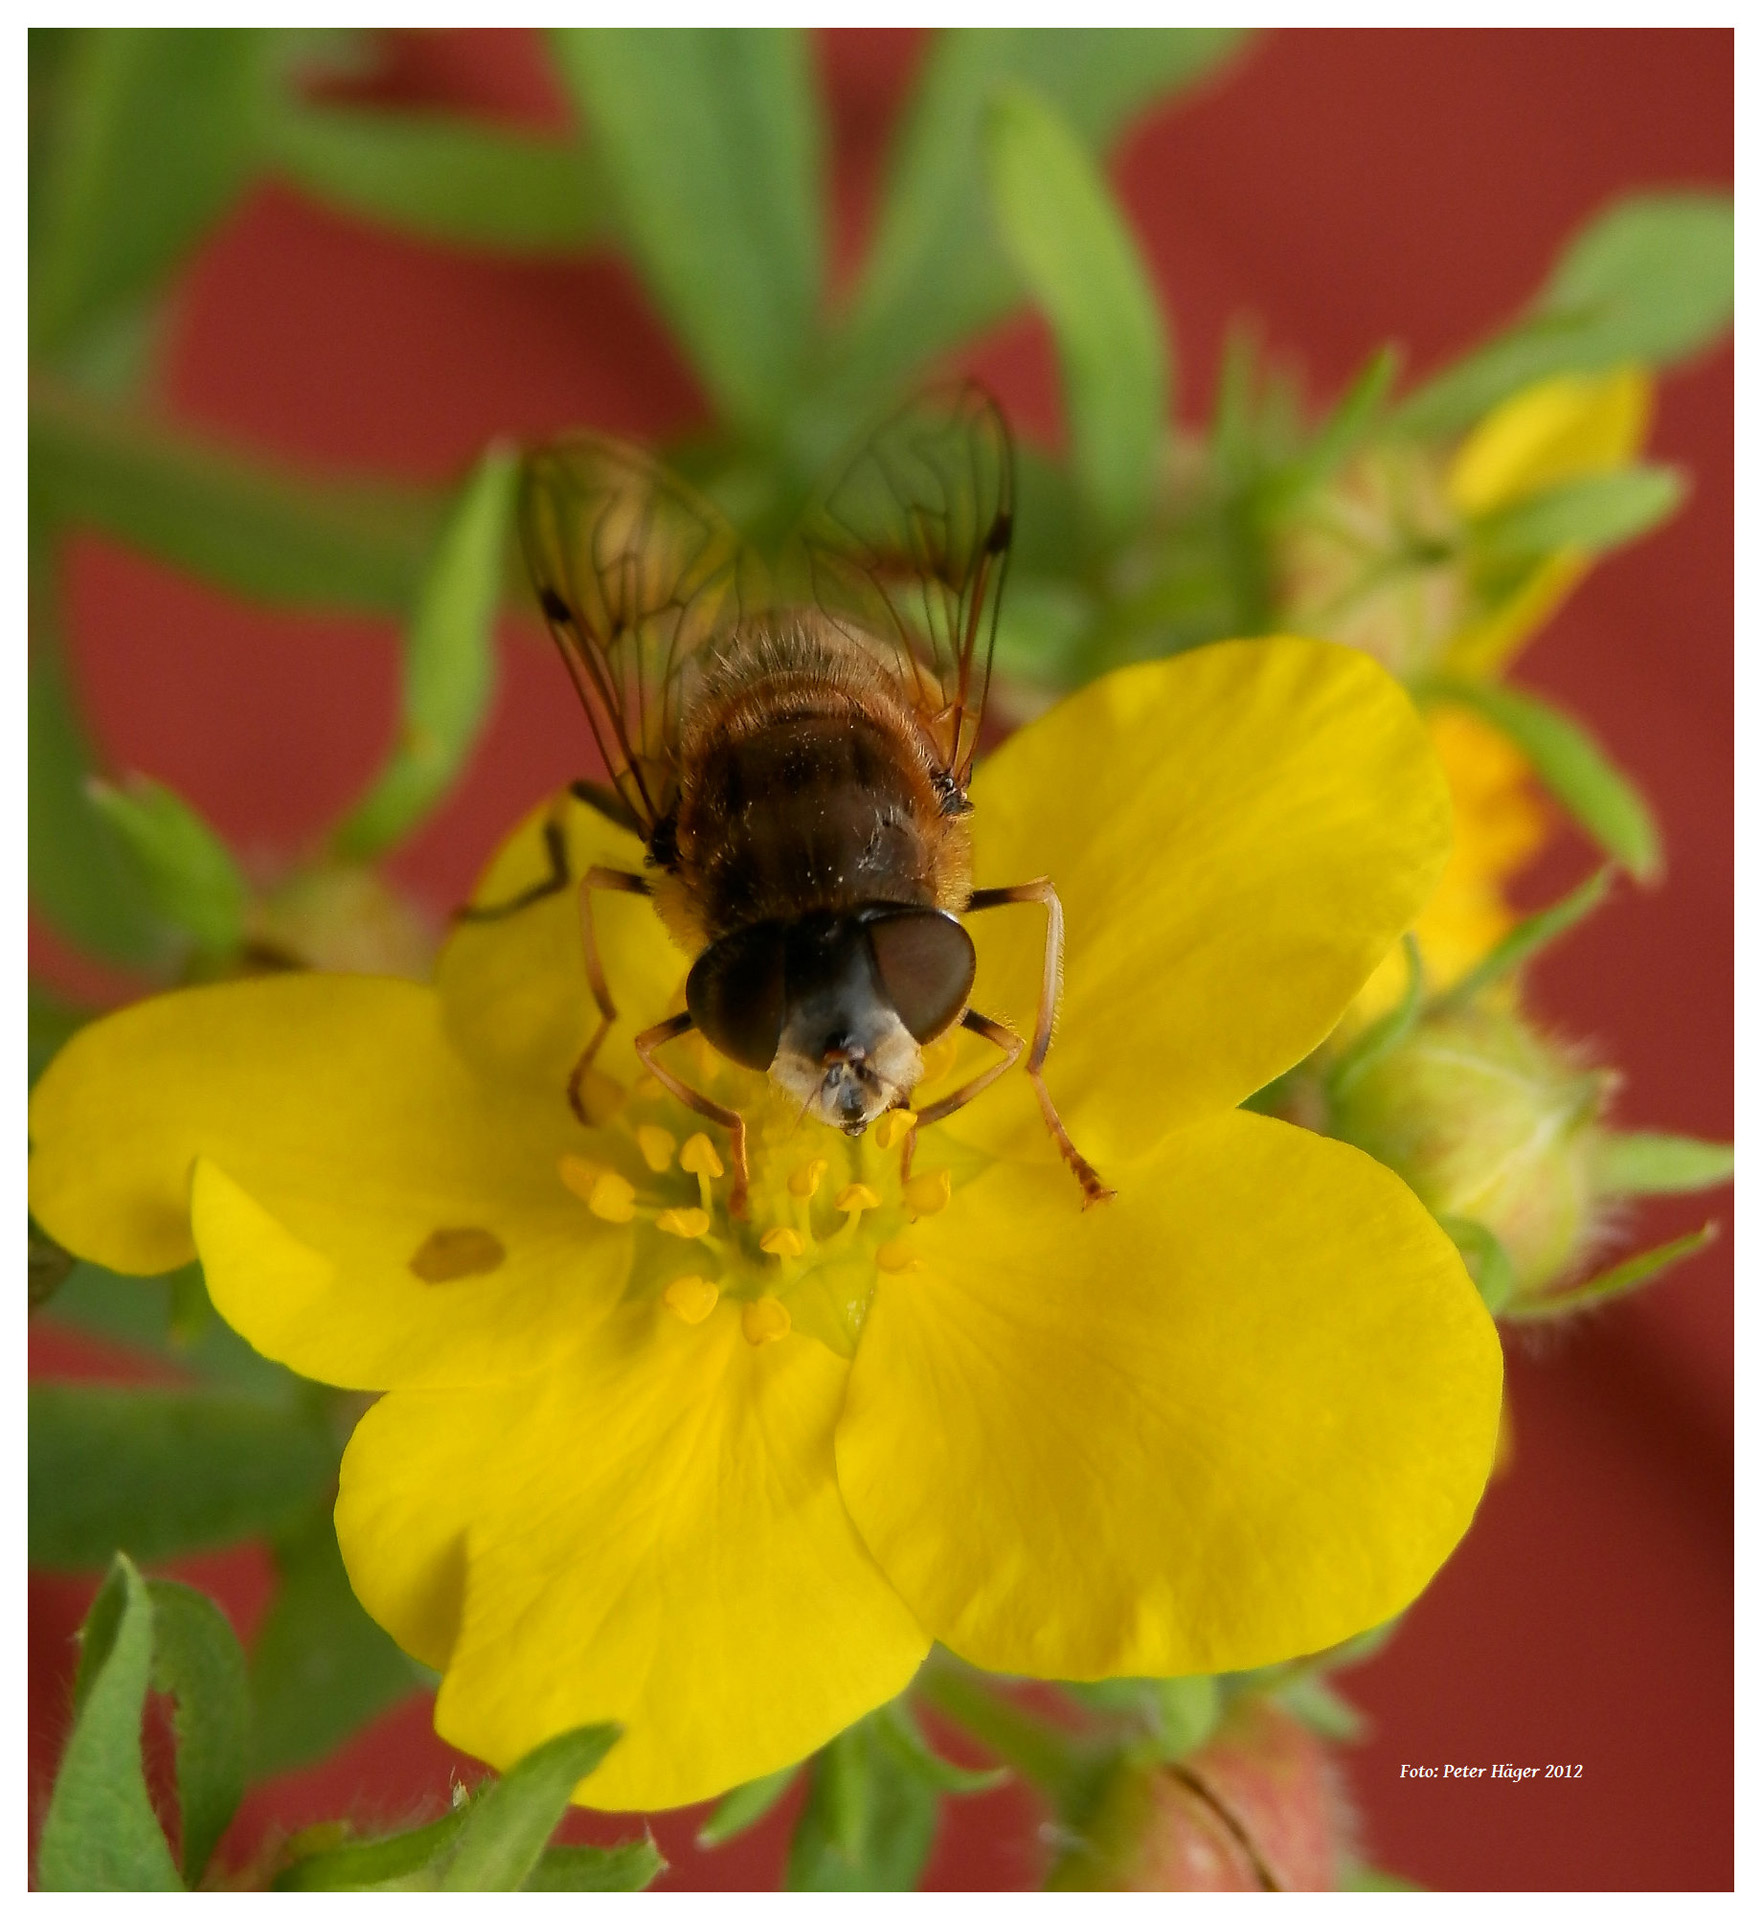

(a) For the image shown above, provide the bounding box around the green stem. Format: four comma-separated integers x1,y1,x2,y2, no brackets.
912,1655,1099,1812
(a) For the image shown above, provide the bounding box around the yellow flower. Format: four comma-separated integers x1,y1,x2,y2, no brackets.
29,637,1501,1813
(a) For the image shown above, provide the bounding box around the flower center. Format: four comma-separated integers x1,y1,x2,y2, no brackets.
555,1029,972,1357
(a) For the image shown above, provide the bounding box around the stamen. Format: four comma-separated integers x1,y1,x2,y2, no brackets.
680,1132,724,1177
742,1297,791,1345
875,1239,924,1274
663,1275,719,1325
587,1171,637,1224
873,1110,918,1152
760,1225,804,1259
835,1183,880,1217
656,1206,711,1240
557,1154,610,1204
635,1124,676,1173
902,1169,951,1220
789,1157,828,1199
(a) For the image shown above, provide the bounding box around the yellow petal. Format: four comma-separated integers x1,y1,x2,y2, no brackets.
29,975,626,1388
960,640,1451,1167
836,1110,1501,1677
337,1306,929,1809
435,792,685,1100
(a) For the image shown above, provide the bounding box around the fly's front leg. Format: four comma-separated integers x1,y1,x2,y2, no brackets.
961,879,1115,1206
635,1012,751,1219
566,867,651,1123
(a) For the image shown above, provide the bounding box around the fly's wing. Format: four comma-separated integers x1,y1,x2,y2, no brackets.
794,383,1015,792
520,437,756,834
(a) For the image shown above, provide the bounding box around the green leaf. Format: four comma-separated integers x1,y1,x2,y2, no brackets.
1471,464,1684,564
37,1556,182,1890
29,984,92,1086
552,28,822,430
785,1710,943,1892
29,1384,338,1569
272,1806,467,1891
332,445,517,857
839,29,1246,404
1265,344,1401,511
249,1500,418,1777
1398,192,1734,435
1274,1671,1366,1743
31,373,441,614
1424,677,1662,882
264,99,600,254
145,1580,248,1885
30,1222,76,1313
875,1699,1009,1795
1432,867,1613,1014
1592,1130,1733,1197
698,1765,799,1848
438,1722,623,1890
1437,1215,1519,1315
86,774,249,953
1147,1676,1220,1760
1504,1222,1718,1322
523,1838,666,1891
31,29,267,359
985,85,1167,540
1328,933,1423,1099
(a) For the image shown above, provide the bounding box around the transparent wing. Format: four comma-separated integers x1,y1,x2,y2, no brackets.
519,436,757,833
794,383,1015,790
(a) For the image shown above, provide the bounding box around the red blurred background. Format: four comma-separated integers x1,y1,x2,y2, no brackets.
29,28,1733,1891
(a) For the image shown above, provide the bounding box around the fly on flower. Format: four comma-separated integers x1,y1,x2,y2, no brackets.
480,385,1111,1216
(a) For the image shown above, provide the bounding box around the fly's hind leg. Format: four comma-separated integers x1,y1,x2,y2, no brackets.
566,867,652,1123
951,879,1115,1206
634,1012,750,1219
454,780,637,923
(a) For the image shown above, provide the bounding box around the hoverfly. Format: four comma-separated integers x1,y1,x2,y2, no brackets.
467,384,1111,1217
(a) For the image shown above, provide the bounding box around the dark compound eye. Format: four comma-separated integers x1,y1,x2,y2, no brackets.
686,924,788,1071
866,910,975,1044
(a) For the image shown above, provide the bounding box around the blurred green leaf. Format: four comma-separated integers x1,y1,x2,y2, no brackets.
249,1500,418,1777
1437,1214,1519,1316
1472,464,1684,564
1505,1222,1717,1321
29,1384,338,1568
332,445,517,858
785,1709,945,1892
1146,1676,1220,1760
840,29,1245,404
273,1806,467,1891
37,1556,182,1891
265,99,601,253
523,1838,666,1890
1424,678,1662,881
985,85,1167,540
29,985,91,1086
30,1222,76,1312
1272,1671,1365,1743
552,28,823,431
86,774,249,954
1328,933,1423,1100
698,1765,799,1848
1432,865,1613,1013
439,1722,623,1890
31,29,268,359
1398,191,1734,435
1593,1130,1733,1197
146,1579,248,1885
1265,343,1401,511
874,1699,1008,1795
31,373,442,614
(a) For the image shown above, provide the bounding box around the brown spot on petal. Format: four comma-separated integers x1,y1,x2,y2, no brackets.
410,1227,505,1283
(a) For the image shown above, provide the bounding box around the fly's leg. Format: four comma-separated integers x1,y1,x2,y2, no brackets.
953,879,1115,1206
454,780,637,922
566,868,651,1123
635,1011,751,1219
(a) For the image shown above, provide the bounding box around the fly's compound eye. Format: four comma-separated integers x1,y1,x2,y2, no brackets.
686,924,788,1071
865,909,976,1044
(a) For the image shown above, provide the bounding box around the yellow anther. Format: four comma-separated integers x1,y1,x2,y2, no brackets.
835,1182,881,1215
635,1124,676,1173
788,1157,828,1199
656,1206,711,1240
875,1239,924,1274
587,1171,637,1224
902,1168,952,1219
742,1297,791,1345
557,1154,609,1204
760,1225,804,1259
663,1275,720,1325
680,1133,724,1178
873,1109,918,1151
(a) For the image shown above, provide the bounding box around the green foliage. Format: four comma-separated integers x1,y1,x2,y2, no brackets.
1593,1130,1733,1197
1437,1213,1520,1316
521,1840,666,1890
273,1806,469,1890
145,1580,249,1884
37,1557,183,1890
1424,678,1662,881
332,445,518,857
28,985,91,1086
248,1501,419,1777
698,1764,800,1847
1504,1222,1718,1322
264,100,601,254
1399,191,1734,434
1471,464,1685,564
554,29,823,434
1327,934,1423,1099
986,85,1168,541
29,1384,338,1569
1431,866,1613,1013
86,775,249,955
439,1722,624,1889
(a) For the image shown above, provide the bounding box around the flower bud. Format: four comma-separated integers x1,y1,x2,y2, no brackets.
245,861,437,980
1047,1700,1344,1890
